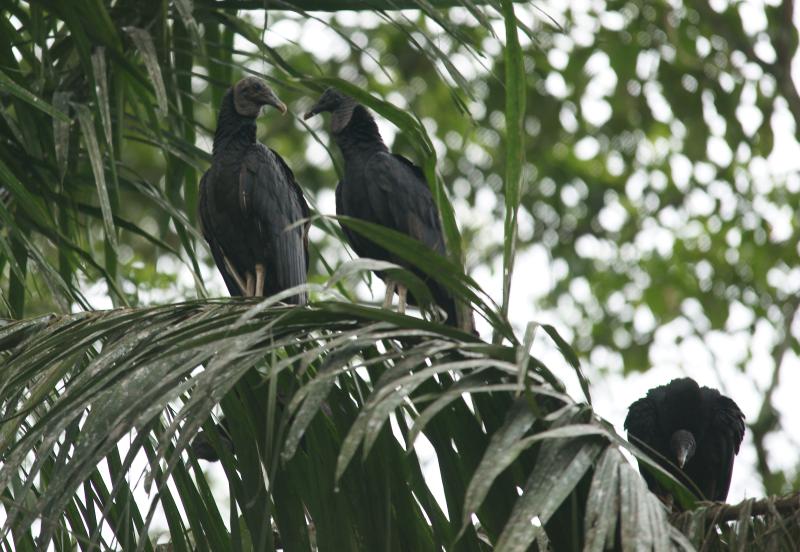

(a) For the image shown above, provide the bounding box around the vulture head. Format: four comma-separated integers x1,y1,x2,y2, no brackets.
304,87,357,133
233,77,287,118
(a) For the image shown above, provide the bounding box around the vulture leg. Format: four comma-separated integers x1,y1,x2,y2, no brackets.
245,272,255,297
255,263,266,297
382,280,396,309
223,256,248,295
397,284,407,314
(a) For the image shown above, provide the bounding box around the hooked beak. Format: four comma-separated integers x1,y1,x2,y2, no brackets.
675,444,690,469
304,97,331,120
259,89,287,115
670,430,696,469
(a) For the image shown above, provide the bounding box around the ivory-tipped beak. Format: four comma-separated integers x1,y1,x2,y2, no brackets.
676,446,690,469
258,88,287,115
670,429,696,469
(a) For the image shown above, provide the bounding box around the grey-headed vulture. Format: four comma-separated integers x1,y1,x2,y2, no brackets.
199,77,309,302
304,88,471,330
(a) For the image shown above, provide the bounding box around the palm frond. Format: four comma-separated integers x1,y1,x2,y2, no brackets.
0,298,667,550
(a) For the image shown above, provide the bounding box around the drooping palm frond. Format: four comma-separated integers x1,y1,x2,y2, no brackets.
1,292,698,552
0,221,758,549
3,294,800,550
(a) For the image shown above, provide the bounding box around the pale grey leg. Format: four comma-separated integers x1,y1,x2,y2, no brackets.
382,280,396,309
245,272,255,297
255,263,266,297
397,284,407,314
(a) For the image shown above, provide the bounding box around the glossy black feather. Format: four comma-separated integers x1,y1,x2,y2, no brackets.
624,377,745,502
331,104,459,325
199,89,309,303
199,171,243,296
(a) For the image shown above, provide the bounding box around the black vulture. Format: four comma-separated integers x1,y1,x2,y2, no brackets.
199,77,309,302
192,391,329,462
192,418,234,461
624,377,745,503
304,88,471,330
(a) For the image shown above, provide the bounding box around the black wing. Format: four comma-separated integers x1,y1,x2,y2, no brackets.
239,144,309,304
363,152,447,256
706,394,745,501
361,152,458,324
624,394,665,493
270,148,311,271
198,170,244,296
335,179,360,252
624,396,658,445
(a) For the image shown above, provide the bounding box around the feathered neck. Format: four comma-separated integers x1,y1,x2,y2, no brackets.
212,89,256,159
332,105,388,158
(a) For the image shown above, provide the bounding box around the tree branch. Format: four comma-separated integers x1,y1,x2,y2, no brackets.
772,0,800,137
749,295,800,494
701,0,800,138
672,492,800,525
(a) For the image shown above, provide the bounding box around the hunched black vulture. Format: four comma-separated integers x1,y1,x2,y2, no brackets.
199,77,309,302
624,377,745,503
304,88,471,330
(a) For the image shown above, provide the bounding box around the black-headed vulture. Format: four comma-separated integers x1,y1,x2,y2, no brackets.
304,88,471,330
624,377,745,503
199,77,309,302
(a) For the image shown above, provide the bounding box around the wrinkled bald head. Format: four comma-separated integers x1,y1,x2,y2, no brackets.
232,77,287,118
304,87,357,133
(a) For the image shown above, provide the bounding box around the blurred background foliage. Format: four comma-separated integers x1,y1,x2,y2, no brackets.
1,0,800,547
